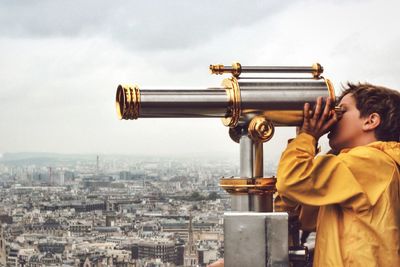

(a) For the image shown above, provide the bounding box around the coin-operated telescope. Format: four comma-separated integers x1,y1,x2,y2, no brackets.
116,63,337,267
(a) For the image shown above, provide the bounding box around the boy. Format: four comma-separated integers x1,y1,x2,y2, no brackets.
277,83,400,266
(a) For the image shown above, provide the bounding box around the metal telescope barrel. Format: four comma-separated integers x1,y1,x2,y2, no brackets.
116,87,228,118
116,63,335,127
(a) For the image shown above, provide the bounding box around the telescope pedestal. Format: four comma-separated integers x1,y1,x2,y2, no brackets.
222,130,311,266
222,131,289,266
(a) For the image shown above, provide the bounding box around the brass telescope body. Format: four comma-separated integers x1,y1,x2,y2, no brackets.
116,63,337,266
116,62,336,206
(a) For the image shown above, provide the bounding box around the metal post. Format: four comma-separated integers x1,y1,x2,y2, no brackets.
231,134,254,211
240,134,254,179
252,141,273,212
231,134,273,212
253,141,263,178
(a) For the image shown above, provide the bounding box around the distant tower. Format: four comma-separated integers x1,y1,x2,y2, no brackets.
96,155,99,176
59,169,65,186
188,212,193,251
28,172,32,186
48,167,53,186
184,211,197,266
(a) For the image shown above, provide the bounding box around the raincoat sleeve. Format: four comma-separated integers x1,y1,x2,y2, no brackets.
276,132,372,212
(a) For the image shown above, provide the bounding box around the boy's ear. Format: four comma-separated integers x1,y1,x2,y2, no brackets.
362,112,381,132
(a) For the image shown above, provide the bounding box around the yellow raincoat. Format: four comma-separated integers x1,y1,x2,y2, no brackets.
276,132,400,267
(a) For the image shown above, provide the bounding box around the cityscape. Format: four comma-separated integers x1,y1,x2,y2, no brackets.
0,153,279,266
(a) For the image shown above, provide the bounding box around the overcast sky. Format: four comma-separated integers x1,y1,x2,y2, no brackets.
1,0,399,161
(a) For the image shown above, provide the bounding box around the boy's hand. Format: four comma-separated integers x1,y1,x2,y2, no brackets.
300,97,337,141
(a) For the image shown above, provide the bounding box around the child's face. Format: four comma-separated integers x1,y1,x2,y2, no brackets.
328,93,364,152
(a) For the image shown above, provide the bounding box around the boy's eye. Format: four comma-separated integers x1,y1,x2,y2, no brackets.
334,106,346,118
334,106,345,113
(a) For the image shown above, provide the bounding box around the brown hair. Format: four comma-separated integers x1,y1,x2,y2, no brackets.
339,82,400,142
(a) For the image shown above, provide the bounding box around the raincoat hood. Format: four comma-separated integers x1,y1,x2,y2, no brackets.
366,141,400,166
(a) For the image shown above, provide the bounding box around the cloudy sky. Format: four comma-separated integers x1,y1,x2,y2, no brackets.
1,0,399,161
